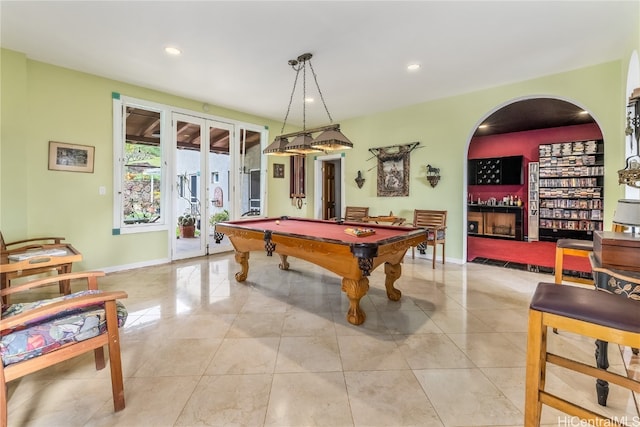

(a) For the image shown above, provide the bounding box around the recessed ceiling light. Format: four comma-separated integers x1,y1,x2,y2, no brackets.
407,63,421,71
305,97,314,103
579,110,589,115
165,46,182,56
478,124,489,129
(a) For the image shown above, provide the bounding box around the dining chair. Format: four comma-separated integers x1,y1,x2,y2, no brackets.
412,209,447,269
343,206,369,222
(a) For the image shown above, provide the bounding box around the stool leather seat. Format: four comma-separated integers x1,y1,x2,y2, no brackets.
554,238,593,286
556,238,594,251
525,281,640,426
531,283,640,333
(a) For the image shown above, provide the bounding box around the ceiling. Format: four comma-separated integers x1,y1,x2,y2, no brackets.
472,98,596,137
1,1,635,135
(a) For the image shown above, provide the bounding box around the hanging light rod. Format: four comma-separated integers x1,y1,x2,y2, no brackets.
263,52,353,156
278,124,340,139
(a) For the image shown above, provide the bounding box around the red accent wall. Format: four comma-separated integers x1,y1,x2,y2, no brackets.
468,123,603,235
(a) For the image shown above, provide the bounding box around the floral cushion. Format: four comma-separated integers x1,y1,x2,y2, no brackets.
417,229,445,252
1,290,127,367
427,229,446,241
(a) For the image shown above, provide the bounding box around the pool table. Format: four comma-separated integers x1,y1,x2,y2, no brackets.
214,217,427,325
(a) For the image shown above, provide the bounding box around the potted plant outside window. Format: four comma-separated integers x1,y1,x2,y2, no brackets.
209,209,229,227
178,214,196,238
210,209,229,243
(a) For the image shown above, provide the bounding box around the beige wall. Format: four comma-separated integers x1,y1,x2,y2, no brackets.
2,27,638,270
0,50,283,270
307,61,627,260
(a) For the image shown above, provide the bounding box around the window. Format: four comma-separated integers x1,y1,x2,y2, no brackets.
113,95,167,232
113,94,267,235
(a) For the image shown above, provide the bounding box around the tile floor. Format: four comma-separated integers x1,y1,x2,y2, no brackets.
5,251,640,426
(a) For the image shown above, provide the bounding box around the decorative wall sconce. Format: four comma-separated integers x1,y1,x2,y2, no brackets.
619,89,640,188
426,164,441,188
355,170,365,188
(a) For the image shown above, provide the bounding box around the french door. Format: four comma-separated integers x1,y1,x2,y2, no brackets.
172,113,265,260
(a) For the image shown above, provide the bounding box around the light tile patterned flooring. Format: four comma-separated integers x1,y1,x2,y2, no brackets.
6,251,639,426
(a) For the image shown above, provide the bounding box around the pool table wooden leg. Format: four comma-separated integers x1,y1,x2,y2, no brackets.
341,277,370,325
234,251,249,282
384,262,402,301
278,254,290,270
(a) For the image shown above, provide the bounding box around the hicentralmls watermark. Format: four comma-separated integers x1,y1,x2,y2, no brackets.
557,416,640,426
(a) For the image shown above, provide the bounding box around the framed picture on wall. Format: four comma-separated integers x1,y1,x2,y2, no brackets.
48,141,95,173
376,148,410,197
273,163,285,178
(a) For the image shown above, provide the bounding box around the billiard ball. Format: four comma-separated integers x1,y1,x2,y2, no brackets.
275,220,280,225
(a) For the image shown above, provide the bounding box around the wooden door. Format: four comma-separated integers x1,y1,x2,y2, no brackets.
322,161,336,219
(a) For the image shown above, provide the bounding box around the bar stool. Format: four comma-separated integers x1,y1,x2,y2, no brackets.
524,282,640,426
554,238,593,285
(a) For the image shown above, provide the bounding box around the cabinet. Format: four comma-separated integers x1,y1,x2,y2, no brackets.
538,140,604,241
468,155,523,185
467,205,524,241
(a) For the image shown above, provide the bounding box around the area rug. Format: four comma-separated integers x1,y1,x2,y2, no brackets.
467,236,591,273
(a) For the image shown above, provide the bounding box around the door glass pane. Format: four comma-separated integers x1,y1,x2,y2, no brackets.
175,117,204,259
208,123,233,253
238,128,263,217
122,107,162,226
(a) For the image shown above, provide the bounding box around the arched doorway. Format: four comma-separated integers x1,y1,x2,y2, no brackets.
466,98,604,271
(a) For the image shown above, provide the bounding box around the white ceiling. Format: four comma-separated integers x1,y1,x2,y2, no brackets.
1,1,637,128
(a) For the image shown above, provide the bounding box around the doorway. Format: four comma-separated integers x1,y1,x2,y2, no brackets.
466,97,602,267
314,154,345,220
172,113,265,260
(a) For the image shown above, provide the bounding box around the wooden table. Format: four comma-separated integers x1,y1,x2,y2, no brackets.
588,252,640,407
215,217,426,325
593,230,640,272
362,215,406,225
0,243,82,300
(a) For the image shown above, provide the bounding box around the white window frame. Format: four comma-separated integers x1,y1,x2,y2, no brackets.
112,95,171,234
113,94,269,235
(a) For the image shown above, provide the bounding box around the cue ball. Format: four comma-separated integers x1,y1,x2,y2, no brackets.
275,220,280,225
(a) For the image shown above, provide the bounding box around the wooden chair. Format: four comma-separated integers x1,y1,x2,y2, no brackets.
553,238,594,286
343,206,369,222
0,232,65,252
554,225,626,286
1,271,128,427
412,210,447,269
1,231,70,298
524,282,640,426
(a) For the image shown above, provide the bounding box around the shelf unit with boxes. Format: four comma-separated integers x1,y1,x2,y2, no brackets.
528,162,539,241
537,140,604,241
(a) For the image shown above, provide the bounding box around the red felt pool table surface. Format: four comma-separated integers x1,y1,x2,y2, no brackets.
215,217,427,325
223,216,414,243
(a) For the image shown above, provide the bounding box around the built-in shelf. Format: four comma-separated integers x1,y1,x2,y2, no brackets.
528,162,539,241
538,140,604,241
